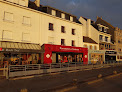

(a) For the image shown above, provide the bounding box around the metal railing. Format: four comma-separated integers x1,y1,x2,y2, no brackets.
0,65,8,79
4,61,122,79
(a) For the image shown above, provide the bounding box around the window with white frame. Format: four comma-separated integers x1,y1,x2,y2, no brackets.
23,16,31,25
90,45,92,50
2,30,13,40
22,33,30,42
94,46,97,50
4,12,14,22
84,44,87,48
48,36,54,44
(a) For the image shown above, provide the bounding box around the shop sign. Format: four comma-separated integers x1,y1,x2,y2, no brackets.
85,55,87,58
59,47,80,51
105,51,117,54
46,54,50,58
0,48,20,52
89,50,105,53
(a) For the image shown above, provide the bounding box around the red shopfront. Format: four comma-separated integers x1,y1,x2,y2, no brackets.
41,44,88,64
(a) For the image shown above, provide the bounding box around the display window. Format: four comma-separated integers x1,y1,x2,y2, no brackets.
0,52,41,68
90,53,104,64
55,52,83,63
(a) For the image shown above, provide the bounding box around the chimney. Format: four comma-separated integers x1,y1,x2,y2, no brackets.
115,27,118,31
86,19,91,37
97,16,98,19
34,0,40,7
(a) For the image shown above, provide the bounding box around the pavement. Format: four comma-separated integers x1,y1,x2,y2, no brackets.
69,73,122,92
0,65,122,92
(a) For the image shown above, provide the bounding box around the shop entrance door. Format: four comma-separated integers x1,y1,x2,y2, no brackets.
52,53,56,63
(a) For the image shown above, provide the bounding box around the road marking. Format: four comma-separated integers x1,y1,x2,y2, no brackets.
50,73,60,75
56,86,77,92
87,79,103,84
105,73,122,79
10,76,34,80
88,73,122,85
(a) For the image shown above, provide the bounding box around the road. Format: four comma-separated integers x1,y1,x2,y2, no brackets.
0,65,122,92
69,74,122,92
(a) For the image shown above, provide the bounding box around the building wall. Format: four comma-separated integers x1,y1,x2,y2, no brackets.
79,17,99,44
40,15,82,46
88,50,105,64
99,32,111,43
115,27,122,52
83,42,99,50
99,29,115,50
115,27,122,61
0,1,40,43
95,17,115,43
79,17,87,36
6,0,29,7
0,0,83,47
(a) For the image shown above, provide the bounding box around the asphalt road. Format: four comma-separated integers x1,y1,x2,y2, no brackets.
0,65,122,92
69,74,122,92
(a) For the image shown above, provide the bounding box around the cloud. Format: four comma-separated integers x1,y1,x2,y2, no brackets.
30,0,122,29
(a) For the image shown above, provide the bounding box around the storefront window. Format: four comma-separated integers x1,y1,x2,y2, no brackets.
0,51,41,66
56,53,83,63
21,53,41,65
3,53,11,67
11,53,20,65
117,55,119,59
120,56,122,59
0,53,4,68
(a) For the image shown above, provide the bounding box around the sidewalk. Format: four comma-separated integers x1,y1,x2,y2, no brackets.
0,65,122,92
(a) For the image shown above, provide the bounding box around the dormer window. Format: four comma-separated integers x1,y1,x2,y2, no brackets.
65,14,70,20
98,26,102,31
56,10,61,18
104,28,107,32
99,35,103,40
102,27,104,32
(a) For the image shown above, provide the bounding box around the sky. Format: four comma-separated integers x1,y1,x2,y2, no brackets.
31,0,122,29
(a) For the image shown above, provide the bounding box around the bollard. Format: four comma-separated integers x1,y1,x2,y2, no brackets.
113,71,117,75
20,89,28,92
98,74,102,78
73,79,78,85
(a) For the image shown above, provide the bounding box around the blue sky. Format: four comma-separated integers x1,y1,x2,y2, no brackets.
31,0,122,29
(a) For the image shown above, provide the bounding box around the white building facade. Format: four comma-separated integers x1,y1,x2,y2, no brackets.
0,0,83,47
0,0,85,65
